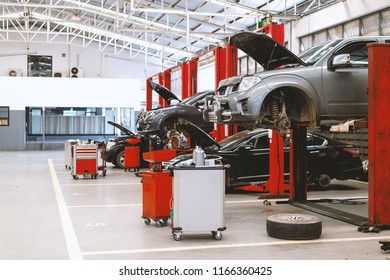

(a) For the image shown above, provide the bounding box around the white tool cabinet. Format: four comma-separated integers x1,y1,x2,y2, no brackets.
171,165,226,241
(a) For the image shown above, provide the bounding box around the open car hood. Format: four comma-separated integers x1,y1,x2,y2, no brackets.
230,31,307,70
107,121,136,137
176,118,220,149
148,81,181,104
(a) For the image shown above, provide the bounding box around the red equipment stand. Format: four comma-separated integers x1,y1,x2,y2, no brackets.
367,43,390,228
72,144,98,179
124,138,141,172
237,131,290,198
259,130,290,199
141,149,176,227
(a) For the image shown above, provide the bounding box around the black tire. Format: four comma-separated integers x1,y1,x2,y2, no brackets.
266,213,322,240
317,174,331,188
115,150,125,169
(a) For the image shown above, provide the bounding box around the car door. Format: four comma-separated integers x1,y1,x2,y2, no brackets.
231,133,271,184
322,39,377,117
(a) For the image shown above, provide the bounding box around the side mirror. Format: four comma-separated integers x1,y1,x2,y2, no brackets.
170,99,180,106
330,54,351,70
239,144,252,152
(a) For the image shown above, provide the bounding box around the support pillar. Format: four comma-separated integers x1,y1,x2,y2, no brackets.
146,77,153,111
265,130,289,196
158,73,165,107
181,62,190,100
368,43,390,226
289,124,308,202
214,45,238,141
158,71,171,108
189,58,198,97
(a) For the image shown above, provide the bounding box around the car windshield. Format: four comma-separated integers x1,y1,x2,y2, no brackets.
218,129,266,150
182,91,212,105
299,39,342,65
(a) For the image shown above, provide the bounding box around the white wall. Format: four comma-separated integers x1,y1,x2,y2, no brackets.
0,40,163,111
0,77,143,110
0,41,160,79
286,0,390,54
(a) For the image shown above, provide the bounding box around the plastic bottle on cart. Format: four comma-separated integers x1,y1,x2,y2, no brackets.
193,146,205,166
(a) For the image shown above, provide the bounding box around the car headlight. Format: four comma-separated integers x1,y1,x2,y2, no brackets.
238,76,261,92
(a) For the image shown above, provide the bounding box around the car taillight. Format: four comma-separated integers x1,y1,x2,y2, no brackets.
343,148,360,158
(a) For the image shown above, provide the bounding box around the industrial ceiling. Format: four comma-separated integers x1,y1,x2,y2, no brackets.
0,0,341,67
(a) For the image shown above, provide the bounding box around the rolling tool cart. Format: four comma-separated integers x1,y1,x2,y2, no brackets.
171,164,227,241
124,138,141,172
141,149,177,227
71,144,98,179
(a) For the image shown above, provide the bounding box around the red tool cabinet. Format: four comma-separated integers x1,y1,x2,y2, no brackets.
141,149,177,227
142,171,172,227
124,138,141,172
72,144,98,179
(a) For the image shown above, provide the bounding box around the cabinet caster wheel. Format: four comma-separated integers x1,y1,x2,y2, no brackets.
173,233,182,241
162,218,168,226
156,220,163,227
144,218,151,225
213,231,223,240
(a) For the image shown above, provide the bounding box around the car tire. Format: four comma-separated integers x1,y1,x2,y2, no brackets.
317,174,331,188
115,150,125,169
266,213,322,240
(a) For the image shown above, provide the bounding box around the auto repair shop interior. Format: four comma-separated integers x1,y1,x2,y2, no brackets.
1,0,390,276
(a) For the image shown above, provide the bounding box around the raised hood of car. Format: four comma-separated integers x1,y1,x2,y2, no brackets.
176,118,220,149
148,81,181,104
107,120,136,137
230,31,307,70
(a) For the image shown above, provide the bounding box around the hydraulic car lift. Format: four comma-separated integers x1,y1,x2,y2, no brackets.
285,43,390,235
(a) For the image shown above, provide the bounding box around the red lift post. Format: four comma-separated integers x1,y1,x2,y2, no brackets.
213,45,238,141
146,77,153,111
181,58,199,100
158,70,171,108
368,43,390,227
242,22,291,196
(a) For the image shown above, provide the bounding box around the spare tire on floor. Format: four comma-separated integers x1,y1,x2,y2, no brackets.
266,213,322,240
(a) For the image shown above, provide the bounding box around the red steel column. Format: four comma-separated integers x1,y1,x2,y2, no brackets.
146,77,153,111
181,62,190,99
214,47,227,141
163,70,171,107
265,130,288,196
189,58,198,97
158,73,164,107
368,43,390,226
226,44,239,136
214,45,238,141
157,71,171,108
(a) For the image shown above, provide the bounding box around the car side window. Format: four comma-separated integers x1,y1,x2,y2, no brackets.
336,41,374,68
307,135,326,146
253,135,270,149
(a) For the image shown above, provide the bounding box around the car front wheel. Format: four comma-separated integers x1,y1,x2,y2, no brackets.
115,150,125,169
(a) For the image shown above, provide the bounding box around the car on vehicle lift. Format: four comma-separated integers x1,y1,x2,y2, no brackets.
105,121,162,169
164,118,364,190
204,32,390,136
137,81,215,148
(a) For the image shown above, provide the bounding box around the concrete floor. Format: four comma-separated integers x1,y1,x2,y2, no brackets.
0,150,389,260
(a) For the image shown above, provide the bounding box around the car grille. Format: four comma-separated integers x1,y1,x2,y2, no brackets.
218,84,239,95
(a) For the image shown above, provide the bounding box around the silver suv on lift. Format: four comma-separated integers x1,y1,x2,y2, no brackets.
203,32,390,135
